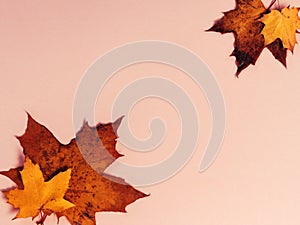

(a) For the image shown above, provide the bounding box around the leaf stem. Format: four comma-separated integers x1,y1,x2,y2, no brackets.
266,0,277,11
36,211,47,225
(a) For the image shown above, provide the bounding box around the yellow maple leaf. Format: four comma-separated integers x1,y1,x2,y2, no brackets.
4,157,74,219
259,7,300,52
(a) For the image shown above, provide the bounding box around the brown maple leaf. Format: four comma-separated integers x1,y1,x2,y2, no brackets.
207,0,287,76
1,114,147,225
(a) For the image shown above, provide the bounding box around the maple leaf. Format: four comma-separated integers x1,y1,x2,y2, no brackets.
207,0,287,76
3,157,74,219
259,7,300,52
1,114,147,225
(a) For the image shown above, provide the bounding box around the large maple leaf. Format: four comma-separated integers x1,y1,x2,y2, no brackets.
259,7,300,52
1,114,147,225
207,0,287,76
3,157,74,219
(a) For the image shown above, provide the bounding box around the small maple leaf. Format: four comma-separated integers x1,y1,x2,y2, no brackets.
3,157,74,219
207,0,287,76
1,114,147,225
259,7,300,52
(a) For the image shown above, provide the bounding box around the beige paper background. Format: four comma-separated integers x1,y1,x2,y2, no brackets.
1,0,300,224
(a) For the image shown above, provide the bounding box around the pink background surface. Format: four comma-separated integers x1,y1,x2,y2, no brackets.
1,0,300,224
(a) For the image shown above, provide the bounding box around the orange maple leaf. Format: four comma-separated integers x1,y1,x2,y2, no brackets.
1,114,147,225
259,6,300,52
207,0,287,76
3,157,74,219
